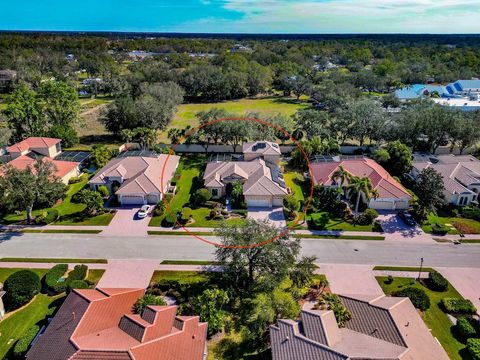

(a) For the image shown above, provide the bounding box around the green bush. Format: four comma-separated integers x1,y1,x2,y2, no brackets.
154,201,166,216
427,271,448,292
358,208,378,225
181,207,192,222
468,338,480,360
162,214,176,227
67,265,88,282
45,209,59,224
97,185,110,198
310,212,330,230
13,324,40,358
3,270,41,311
283,195,300,212
192,188,212,207
231,209,248,217
317,293,352,327
372,220,383,232
462,206,480,221
393,287,430,311
68,176,82,184
67,280,90,294
442,298,477,314
34,211,48,225
134,294,166,314
45,264,68,294
456,317,477,340
431,223,448,235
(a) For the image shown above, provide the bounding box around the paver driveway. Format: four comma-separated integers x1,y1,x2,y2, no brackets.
247,206,286,228
101,207,152,237
97,259,158,288
438,267,480,315
317,264,384,295
377,212,433,243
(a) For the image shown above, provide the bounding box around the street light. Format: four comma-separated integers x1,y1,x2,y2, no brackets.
417,257,424,281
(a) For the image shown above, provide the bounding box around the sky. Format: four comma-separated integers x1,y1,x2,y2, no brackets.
1,0,480,34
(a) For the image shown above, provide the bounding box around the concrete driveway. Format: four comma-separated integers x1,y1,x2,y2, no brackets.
317,264,383,296
101,207,152,237
247,206,286,228
438,267,480,315
377,212,433,243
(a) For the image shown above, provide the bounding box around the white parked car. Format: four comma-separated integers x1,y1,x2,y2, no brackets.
137,205,152,218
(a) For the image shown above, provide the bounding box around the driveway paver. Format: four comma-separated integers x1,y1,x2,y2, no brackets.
378,212,434,243
96,259,158,288
247,206,286,228
317,263,383,295
101,207,152,237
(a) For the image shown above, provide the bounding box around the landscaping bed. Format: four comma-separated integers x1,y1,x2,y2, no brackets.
0,258,107,264
422,211,480,235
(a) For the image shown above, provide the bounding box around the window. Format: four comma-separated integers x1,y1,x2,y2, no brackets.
212,189,218,197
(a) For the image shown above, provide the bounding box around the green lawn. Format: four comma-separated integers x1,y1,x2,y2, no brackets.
0,268,49,283
3,174,114,226
148,230,214,236
158,96,309,142
289,216,377,232
86,269,105,284
160,260,219,265
21,229,102,234
150,270,209,284
377,276,469,360
294,234,384,240
149,155,245,228
284,172,307,202
0,293,65,359
0,258,107,264
422,212,480,235
373,266,435,272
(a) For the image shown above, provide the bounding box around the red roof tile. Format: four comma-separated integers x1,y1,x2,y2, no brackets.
7,137,61,153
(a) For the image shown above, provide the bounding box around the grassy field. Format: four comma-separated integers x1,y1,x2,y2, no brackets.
0,268,49,283
377,276,468,360
289,216,377,232
373,266,435,272
20,229,102,234
158,96,309,142
422,212,480,234
148,230,214,236
149,270,209,284
284,172,308,202
3,174,114,226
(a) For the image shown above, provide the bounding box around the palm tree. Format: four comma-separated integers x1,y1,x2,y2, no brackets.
332,166,351,196
347,176,379,220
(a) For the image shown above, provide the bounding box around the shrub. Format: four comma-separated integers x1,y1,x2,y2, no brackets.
468,338,480,360
13,324,40,358
428,271,448,292
45,264,68,294
283,195,300,212
134,294,166,314
67,265,88,282
67,280,89,294
34,211,48,225
192,188,212,206
393,287,430,311
154,201,165,216
68,176,82,184
181,207,193,222
457,317,477,340
97,185,110,198
431,223,448,235
385,275,394,284
316,293,352,327
162,214,176,227
442,298,477,314
3,270,41,311
45,209,59,224
310,212,330,230
462,206,480,221
231,209,248,217
372,220,383,232
358,208,378,225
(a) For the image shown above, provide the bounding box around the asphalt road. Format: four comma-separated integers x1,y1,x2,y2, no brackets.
1,232,480,268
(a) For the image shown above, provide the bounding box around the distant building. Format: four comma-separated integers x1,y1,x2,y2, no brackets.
230,44,253,53
0,69,17,91
270,294,449,360
26,288,208,360
410,153,480,206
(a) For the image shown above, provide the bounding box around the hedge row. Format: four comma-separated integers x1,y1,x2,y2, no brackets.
441,298,477,314
456,317,477,340
393,287,430,311
13,324,40,358
428,271,448,292
45,264,69,294
468,338,480,360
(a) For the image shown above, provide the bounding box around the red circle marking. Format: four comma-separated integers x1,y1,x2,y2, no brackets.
160,117,314,249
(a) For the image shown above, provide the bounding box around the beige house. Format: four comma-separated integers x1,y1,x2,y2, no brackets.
3,137,80,184
89,155,180,206
411,154,480,206
204,141,287,208
271,294,449,360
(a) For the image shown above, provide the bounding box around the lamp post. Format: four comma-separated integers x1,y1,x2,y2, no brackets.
417,257,424,281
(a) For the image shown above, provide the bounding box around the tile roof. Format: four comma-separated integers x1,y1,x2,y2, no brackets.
6,137,61,153
242,141,281,155
271,293,448,360
204,158,288,196
311,158,411,200
89,155,180,196
27,288,207,360
3,155,79,179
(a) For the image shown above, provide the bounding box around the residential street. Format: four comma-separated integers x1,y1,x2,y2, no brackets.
1,232,480,267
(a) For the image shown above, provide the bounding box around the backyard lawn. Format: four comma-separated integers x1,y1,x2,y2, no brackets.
377,276,469,360
2,174,115,226
158,96,309,142
284,171,307,202
422,212,480,234
149,155,245,228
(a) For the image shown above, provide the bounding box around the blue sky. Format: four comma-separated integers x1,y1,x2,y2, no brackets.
1,0,479,33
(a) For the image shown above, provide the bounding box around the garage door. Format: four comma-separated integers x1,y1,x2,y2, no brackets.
121,195,145,205
370,200,395,210
247,197,271,207
146,194,159,204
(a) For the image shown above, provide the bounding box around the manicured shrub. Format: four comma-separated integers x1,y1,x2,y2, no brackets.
68,176,82,184
45,264,68,294
97,185,110,198
134,294,166,314
162,214,176,227
316,293,352,327
192,188,212,207
154,201,165,216
67,280,90,294
372,220,383,232
468,338,480,360
13,324,40,358
34,211,48,225
358,208,378,225
442,298,477,314
231,209,248,217
456,317,477,340
431,223,448,235
181,207,193,223
393,287,430,311
310,212,330,230
44,209,59,224
67,265,88,282
428,271,448,292
3,270,41,311
462,206,480,221
283,195,300,212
